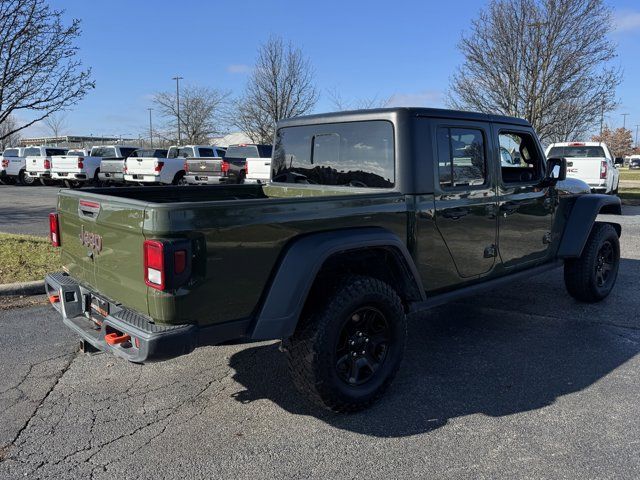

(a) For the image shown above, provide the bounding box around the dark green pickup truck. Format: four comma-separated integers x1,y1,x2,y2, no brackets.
46,108,622,411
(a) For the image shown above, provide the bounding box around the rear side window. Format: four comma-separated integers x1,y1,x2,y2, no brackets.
215,148,226,157
3,149,19,157
24,147,41,156
46,148,67,156
437,127,486,188
198,147,215,157
258,145,273,157
168,147,195,158
272,120,394,188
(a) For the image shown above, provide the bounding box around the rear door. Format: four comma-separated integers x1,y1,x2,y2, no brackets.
432,120,499,278
494,126,554,267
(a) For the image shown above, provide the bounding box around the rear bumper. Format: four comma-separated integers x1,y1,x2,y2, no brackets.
184,174,224,185
124,174,163,184
45,272,249,362
27,171,51,178
98,172,124,182
52,171,88,181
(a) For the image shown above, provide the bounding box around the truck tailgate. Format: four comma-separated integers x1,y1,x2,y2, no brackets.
246,157,271,180
186,157,222,174
126,157,161,175
27,156,47,172
53,155,81,172
565,157,603,183
58,190,149,315
101,158,126,174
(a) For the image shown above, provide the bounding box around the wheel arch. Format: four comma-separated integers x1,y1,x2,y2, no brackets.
557,194,622,259
249,227,425,341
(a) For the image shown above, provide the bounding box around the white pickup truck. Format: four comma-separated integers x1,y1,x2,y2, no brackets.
1,147,28,184
546,142,620,194
25,146,68,185
123,148,191,185
52,145,136,187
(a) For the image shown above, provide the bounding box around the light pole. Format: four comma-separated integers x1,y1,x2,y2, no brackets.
622,113,629,129
172,76,184,145
147,108,154,148
636,125,640,148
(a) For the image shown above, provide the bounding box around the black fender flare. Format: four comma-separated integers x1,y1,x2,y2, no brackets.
250,227,425,340
557,194,621,258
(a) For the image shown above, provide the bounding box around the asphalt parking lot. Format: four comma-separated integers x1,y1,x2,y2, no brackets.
0,189,639,478
0,185,61,237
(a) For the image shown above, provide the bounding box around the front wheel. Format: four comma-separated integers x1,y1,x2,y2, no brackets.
285,276,406,412
564,223,620,303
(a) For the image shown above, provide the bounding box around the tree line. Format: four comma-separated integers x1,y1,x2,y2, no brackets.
0,0,633,149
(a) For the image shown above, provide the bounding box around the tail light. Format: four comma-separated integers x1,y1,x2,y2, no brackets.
184,161,189,173
155,161,164,172
144,240,165,289
600,160,607,179
44,159,51,169
221,161,230,174
123,161,128,174
49,213,61,247
1,159,8,168
77,157,84,169
143,240,191,291
245,160,250,174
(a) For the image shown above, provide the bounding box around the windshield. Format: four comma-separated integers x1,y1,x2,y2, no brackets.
3,149,19,157
46,148,67,156
167,147,195,158
67,150,85,156
548,146,606,158
90,147,118,158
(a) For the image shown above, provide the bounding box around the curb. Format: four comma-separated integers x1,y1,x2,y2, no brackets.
0,280,46,296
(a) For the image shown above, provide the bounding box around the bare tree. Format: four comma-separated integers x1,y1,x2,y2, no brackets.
153,85,229,145
233,36,318,144
0,0,94,142
448,0,621,143
0,115,21,150
42,112,68,138
326,87,391,111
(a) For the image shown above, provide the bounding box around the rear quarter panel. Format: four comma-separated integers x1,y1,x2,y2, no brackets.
143,189,408,326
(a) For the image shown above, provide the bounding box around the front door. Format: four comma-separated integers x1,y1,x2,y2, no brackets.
432,121,498,278
495,127,554,267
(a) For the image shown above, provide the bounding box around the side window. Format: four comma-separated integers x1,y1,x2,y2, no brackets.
499,132,543,184
437,127,487,188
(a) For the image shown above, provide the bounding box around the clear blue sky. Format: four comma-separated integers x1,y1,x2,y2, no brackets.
23,0,640,140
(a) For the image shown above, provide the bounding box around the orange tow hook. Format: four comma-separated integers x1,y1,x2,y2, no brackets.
105,332,131,346
48,294,60,304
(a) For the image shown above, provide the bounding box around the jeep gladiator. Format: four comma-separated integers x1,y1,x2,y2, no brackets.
45,108,622,412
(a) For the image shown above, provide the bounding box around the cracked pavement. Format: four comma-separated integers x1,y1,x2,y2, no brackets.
0,207,639,479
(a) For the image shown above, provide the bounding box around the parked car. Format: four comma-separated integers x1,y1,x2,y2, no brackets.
629,155,640,170
52,146,131,188
123,149,183,185
1,147,30,185
25,146,68,185
545,142,620,194
169,145,227,185
45,108,621,412
95,146,139,185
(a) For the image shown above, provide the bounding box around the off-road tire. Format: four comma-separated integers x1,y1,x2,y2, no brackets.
284,276,406,412
564,222,620,303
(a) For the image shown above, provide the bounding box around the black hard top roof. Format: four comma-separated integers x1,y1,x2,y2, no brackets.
277,107,530,128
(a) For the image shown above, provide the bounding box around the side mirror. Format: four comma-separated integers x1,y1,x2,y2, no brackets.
614,157,624,166
545,157,566,184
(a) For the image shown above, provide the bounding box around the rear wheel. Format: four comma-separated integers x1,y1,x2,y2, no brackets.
173,172,187,185
18,170,35,186
564,223,620,303
285,276,406,412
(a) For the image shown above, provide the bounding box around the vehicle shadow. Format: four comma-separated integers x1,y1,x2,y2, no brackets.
229,262,640,438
